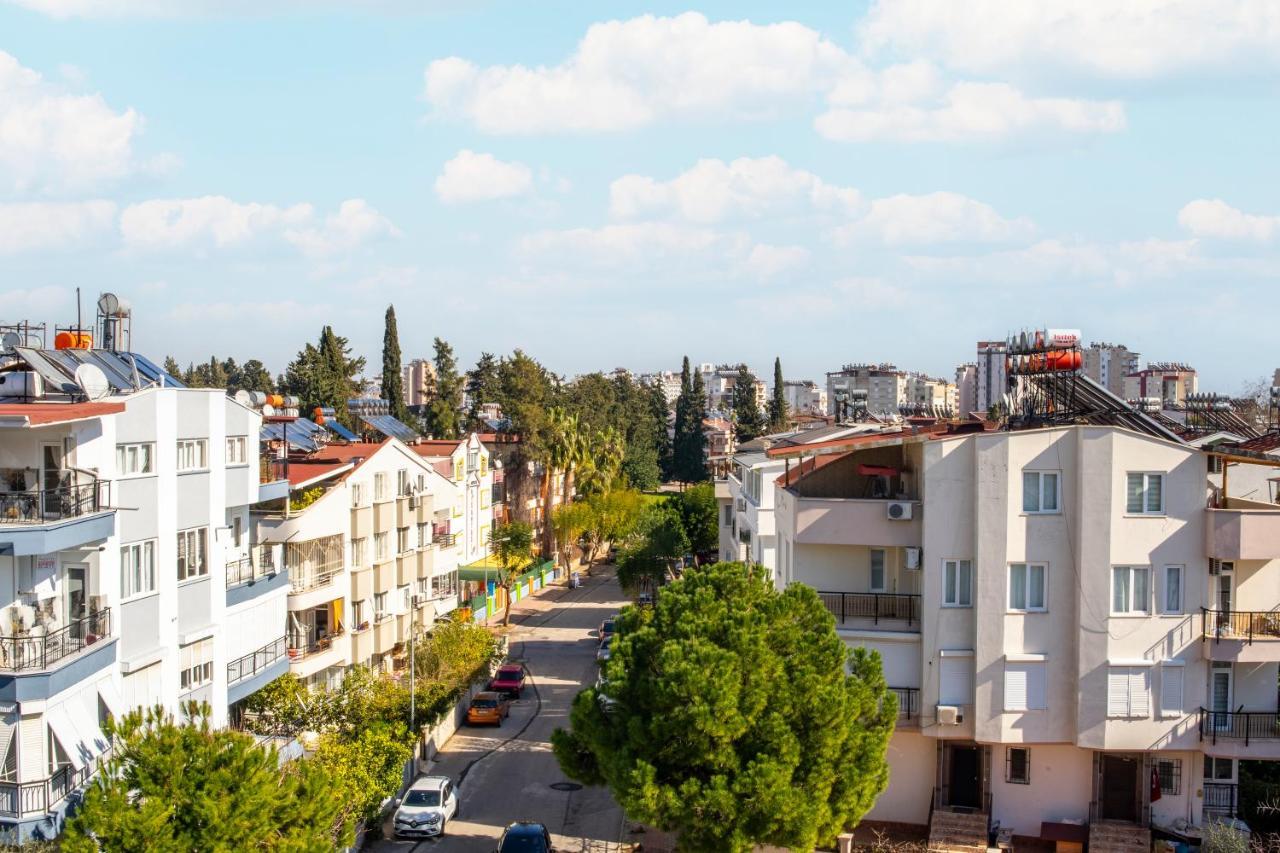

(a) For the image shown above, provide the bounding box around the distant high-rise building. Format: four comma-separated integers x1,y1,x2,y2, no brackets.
955,363,977,416
826,364,908,418
1125,363,1198,406
976,341,1007,414
699,363,765,414
1083,343,1141,398
781,380,827,416
403,358,436,409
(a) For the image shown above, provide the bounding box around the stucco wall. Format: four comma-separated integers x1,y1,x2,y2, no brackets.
866,730,933,826
990,743,1092,837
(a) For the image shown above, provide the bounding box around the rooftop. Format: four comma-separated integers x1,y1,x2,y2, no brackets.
0,401,126,427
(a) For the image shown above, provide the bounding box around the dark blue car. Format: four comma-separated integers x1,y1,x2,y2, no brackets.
496,821,556,853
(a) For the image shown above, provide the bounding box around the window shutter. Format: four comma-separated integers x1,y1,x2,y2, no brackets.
1161,666,1183,717
1126,474,1144,513
1129,668,1150,717
1005,664,1029,711
940,657,973,705
1108,667,1130,716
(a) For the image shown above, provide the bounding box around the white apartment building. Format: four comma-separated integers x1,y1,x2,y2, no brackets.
636,372,682,406
1083,343,1141,399
826,364,908,419
699,364,765,414
1126,364,1199,407
955,364,978,417
403,359,436,409
0,345,284,841
256,439,463,690
976,341,1007,414
782,380,827,416
771,420,1280,850
412,435,496,567
904,373,957,414
722,451,787,581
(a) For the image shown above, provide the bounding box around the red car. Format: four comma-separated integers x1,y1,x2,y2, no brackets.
488,664,526,698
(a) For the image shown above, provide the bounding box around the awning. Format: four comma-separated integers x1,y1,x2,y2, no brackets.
46,700,109,771
97,679,125,720
457,566,499,581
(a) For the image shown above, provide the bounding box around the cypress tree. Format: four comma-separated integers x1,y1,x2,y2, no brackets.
768,356,789,432
380,305,408,421
731,363,766,443
684,369,709,482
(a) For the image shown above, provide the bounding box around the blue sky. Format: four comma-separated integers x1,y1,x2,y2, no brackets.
2,1,1279,392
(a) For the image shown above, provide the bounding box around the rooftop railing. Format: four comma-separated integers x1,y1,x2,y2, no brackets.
0,480,110,525
1202,608,1280,643
815,591,920,628
0,608,112,672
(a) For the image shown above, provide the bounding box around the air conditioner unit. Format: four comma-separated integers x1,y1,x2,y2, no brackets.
904,547,921,570
936,704,962,725
886,501,913,521
411,594,425,606
408,495,418,509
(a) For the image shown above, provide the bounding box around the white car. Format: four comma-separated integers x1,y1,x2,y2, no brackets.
392,775,459,839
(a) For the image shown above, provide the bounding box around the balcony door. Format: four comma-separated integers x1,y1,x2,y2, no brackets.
40,442,64,517
64,564,86,640
1211,664,1233,731
1216,574,1233,614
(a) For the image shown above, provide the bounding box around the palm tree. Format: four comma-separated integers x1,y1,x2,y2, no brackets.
541,408,577,559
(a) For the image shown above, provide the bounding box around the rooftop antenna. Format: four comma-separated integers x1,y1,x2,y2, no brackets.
74,363,111,402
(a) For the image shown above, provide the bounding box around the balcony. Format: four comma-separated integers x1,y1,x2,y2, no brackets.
815,591,920,632
433,532,458,548
0,608,112,673
0,479,114,555
287,625,347,678
1199,708,1280,758
890,686,919,726
285,536,343,594
1205,500,1280,560
227,637,289,704
1201,608,1280,662
1203,782,1238,819
792,498,921,547
0,746,111,819
225,546,277,588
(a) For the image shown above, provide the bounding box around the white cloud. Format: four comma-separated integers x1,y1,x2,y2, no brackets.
434,150,534,204
1178,199,1280,242
816,81,1124,143
0,50,154,193
834,191,1035,245
119,196,396,254
4,0,440,16
859,0,1280,80
610,156,860,223
742,244,810,279
423,12,853,133
519,222,738,266
0,200,116,253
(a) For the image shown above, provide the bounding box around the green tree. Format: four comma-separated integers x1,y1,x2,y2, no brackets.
424,337,463,439
381,305,408,421
615,502,689,589
63,703,350,852
162,356,182,383
314,721,413,831
673,366,709,483
552,563,895,853
731,363,766,442
489,521,534,626
678,482,719,557
464,351,499,430
648,378,674,483
581,488,645,565
238,359,275,394
552,500,593,570
283,327,364,429
769,356,789,432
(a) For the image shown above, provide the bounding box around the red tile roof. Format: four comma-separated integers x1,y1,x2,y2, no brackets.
310,442,386,463
285,460,353,487
0,401,126,426
409,440,463,458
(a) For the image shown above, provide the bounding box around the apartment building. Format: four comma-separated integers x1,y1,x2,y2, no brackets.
723,451,786,580
955,364,977,417
699,363,765,414
1083,343,1141,399
826,364,908,419
0,344,283,840
771,418,1280,849
1126,363,1199,407
411,434,495,566
402,359,436,409
904,373,957,414
976,341,1007,414
256,439,462,688
782,380,827,416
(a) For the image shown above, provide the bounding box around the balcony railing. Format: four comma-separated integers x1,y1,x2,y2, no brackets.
0,480,110,525
1203,782,1238,817
890,687,919,722
1202,608,1280,643
0,608,112,672
815,591,920,628
285,536,343,592
225,547,277,588
287,626,345,660
1199,707,1280,745
433,532,458,548
0,746,111,819
735,498,747,512
228,636,287,686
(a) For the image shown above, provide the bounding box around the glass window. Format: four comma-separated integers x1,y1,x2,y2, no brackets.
1112,566,1151,614
121,540,156,598
116,443,155,476
176,439,208,472
225,436,247,465
1164,565,1183,614
1008,564,1046,611
1204,757,1234,781
398,527,410,553
943,560,972,607
177,527,208,581
353,599,367,627
1157,759,1182,795
398,469,410,496
351,537,367,568
351,483,364,507
1006,747,1030,784
374,532,389,561
1022,471,1060,513
869,549,886,592
1126,473,1165,514
374,591,388,619
179,638,213,692
417,523,428,548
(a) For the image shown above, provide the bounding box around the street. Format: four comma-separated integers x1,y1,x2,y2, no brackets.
370,567,629,853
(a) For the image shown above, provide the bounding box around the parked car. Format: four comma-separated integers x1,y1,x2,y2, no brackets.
637,590,654,606
392,775,459,839
489,663,526,698
595,672,619,713
496,820,556,853
466,691,511,726
598,618,616,641
596,637,612,662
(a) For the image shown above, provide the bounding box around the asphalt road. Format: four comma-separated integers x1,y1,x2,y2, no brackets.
369,567,628,853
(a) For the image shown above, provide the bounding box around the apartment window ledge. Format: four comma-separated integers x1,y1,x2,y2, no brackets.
1019,511,1062,517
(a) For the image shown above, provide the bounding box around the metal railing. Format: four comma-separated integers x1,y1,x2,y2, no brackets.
0,608,112,672
1203,782,1238,817
226,547,277,588
816,591,920,628
287,627,345,660
0,745,111,819
285,536,343,591
890,687,919,722
1202,608,1280,644
433,532,458,548
259,457,287,484
228,636,287,686
1199,707,1280,745
0,480,110,524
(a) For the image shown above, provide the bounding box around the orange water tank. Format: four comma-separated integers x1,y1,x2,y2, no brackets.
266,394,284,408
54,331,92,350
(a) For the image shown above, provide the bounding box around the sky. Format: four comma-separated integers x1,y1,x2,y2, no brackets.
1,1,1279,392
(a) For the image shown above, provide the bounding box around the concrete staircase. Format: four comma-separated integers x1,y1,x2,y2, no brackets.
1088,820,1152,853
927,808,989,853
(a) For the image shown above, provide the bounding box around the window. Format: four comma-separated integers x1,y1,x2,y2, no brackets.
1157,758,1182,795
943,560,972,607
232,516,243,548
1006,747,1030,784
1022,471,1060,513
115,442,154,476
398,527,410,554
374,591,388,620
121,540,156,598
351,483,365,507
399,584,411,611
374,532,389,562
351,537,367,568
353,599,367,628
1126,472,1165,514
417,523,428,549
176,439,208,472
1106,666,1151,718
1164,565,1183,614
1208,454,1224,474
416,577,430,596
1204,757,1234,781
374,473,388,501
1160,663,1184,718
1008,563,1047,611
1004,660,1047,711
468,450,479,472
939,655,973,705
724,505,732,524
869,549,886,592
1112,566,1151,614
177,527,208,581
225,436,247,465
398,469,411,497
179,639,213,692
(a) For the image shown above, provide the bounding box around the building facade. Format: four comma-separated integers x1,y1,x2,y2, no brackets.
955,363,978,417
1083,343,1141,399
1125,364,1199,407
782,380,827,416
402,359,436,409
976,341,1007,414
826,364,908,419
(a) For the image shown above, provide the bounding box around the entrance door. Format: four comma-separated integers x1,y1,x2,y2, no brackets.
948,746,981,810
64,565,86,639
41,443,64,517
1211,665,1233,731
1101,755,1139,822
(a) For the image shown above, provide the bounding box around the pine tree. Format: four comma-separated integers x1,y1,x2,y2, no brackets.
424,337,463,439
465,351,499,430
162,356,182,382
649,379,674,482
768,356,789,432
731,363,766,443
380,305,408,421
238,359,275,394
685,369,709,481
283,327,364,429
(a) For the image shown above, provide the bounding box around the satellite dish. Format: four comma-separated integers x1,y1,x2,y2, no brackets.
233,389,251,407
1,332,19,351
97,292,119,316
261,403,276,417
75,364,111,401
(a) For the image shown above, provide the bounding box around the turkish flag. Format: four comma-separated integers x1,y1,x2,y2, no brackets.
1151,766,1163,802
